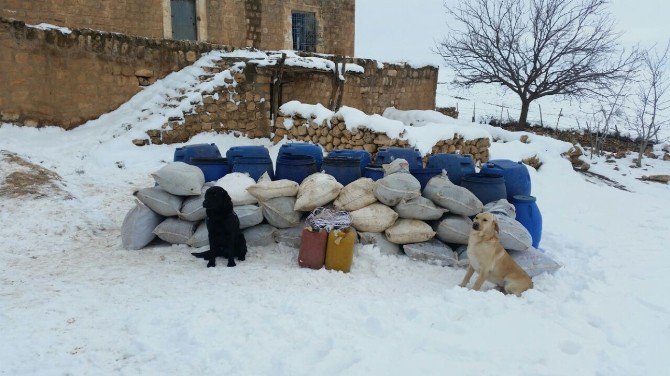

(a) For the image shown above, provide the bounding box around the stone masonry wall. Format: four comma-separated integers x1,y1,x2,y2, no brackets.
1,0,164,39
273,113,491,164
273,62,438,114
1,0,356,56
0,18,225,128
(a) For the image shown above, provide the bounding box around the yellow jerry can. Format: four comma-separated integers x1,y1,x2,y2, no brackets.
325,228,356,273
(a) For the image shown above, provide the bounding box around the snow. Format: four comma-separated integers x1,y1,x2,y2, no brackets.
27,22,73,34
250,50,366,75
2,54,670,375
279,101,335,129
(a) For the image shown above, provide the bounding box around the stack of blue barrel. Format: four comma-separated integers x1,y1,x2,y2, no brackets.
174,143,229,182
275,143,322,184
226,146,274,181
323,149,371,186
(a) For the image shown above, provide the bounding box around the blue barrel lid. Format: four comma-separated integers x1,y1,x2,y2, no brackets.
511,195,536,203
190,157,227,164
462,172,505,183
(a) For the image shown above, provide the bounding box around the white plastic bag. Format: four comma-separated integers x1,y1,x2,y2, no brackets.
385,219,435,244
216,173,258,206
509,247,561,277
435,215,472,245
234,205,264,229
151,162,204,196
403,239,457,266
187,222,208,248
246,172,299,201
358,232,403,255
333,178,377,211
274,222,306,248
179,185,211,221
135,187,183,217
394,196,448,220
423,173,483,216
374,172,421,206
350,203,398,232
484,199,516,218
261,196,302,228
243,224,277,247
121,200,164,250
153,218,196,244
493,214,533,251
294,173,343,212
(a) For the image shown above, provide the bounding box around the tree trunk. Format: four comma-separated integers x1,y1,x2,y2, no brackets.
518,99,531,126
636,140,648,167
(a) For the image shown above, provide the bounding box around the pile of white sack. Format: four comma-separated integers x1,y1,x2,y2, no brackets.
121,158,560,277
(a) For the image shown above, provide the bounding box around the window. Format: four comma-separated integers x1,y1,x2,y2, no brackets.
292,11,317,52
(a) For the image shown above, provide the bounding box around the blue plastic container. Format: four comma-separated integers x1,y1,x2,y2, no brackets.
328,149,371,174
226,146,270,169
174,143,221,164
481,160,531,199
279,143,324,170
376,147,423,169
190,157,230,182
461,173,507,204
232,157,274,181
511,195,542,248
275,154,317,184
323,157,362,186
426,154,476,185
410,167,443,191
363,164,385,181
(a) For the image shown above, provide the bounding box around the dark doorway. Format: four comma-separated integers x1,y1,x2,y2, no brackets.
292,11,317,52
171,0,197,41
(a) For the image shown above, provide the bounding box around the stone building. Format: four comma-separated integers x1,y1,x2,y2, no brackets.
0,0,355,56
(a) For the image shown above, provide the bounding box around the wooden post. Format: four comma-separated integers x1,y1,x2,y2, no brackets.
270,53,287,123
335,59,347,110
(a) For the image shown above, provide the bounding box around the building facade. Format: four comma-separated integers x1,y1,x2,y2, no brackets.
0,0,355,56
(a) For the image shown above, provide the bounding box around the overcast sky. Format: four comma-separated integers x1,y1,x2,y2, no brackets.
355,0,670,64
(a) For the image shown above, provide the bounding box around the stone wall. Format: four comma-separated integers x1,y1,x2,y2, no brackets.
1,0,355,55
273,62,438,115
0,18,224,128
273,114,491,164
1,0,164,38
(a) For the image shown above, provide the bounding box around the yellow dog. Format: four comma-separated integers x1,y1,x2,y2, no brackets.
460,213,532,296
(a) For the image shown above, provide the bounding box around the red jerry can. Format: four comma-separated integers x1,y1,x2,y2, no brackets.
298,227,328,269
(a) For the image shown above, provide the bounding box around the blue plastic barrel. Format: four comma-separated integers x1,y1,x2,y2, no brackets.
426,154,475,185
363,164,385,181
226,146,270,169
480,160,531,199
190,157,230,182
232,157,274,181
275,154,317,184
328,149,371,175
410,167,443,191
511,195,542,248
279,143,324,170
376,147,423,169
174,143,221,164
323,157,362,186
461,173,507,204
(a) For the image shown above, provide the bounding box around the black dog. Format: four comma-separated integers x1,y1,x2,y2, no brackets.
191,186,247,267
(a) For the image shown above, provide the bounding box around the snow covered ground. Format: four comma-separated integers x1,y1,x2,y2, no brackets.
2,56,670,374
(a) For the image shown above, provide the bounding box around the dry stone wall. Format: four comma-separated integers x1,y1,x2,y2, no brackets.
273,114,491,164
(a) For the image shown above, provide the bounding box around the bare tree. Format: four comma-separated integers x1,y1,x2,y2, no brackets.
582,67,636,158
627,42,670,167
437,0,633,126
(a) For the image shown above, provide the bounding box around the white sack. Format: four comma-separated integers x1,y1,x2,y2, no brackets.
358,232,403,255
403,239,457,267
261,196,302,228
294,173,343,212
333,178,377,211
243,224,277,247
509,247,561,277
394,196,448,220
385,219,435,245
423,173,483,216
151,162,204,196
484,199,516,218
374,172,421,206
216,173,258,206
187,222,208,248
493,214,533,252
234,205,264,229
435,215,472,245
121,200,164,250
135,187,183,217
350,203,398,232
153,218,196,244
246,173,299,201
